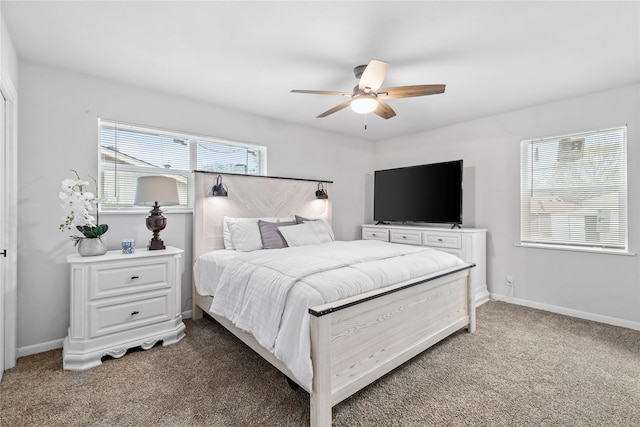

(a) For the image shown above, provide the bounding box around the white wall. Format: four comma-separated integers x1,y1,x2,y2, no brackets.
374,84,640,328
0,10,19,86
15,58,639,354
16,60,374,352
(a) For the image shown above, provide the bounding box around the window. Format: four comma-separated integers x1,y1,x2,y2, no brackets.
520,126,627,252
99,120,265,209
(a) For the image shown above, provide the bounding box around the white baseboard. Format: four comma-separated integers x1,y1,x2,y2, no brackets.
490,293,640,331
17,338,64,357
18,313,194,359
475,289,490,307
22,301,634,359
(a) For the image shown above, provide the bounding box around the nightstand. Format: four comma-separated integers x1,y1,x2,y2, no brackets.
63,246,186,370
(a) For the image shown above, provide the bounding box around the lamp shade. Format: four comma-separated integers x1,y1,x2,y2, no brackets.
134,176,180,207
212,175,228,197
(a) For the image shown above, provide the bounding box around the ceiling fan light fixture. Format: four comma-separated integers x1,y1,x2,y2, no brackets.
350,94,378,114
291,59,444,120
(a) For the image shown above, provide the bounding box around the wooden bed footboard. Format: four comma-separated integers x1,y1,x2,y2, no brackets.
308,266,473,427
192,265,474,427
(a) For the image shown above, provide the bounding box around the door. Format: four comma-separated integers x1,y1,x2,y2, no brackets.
0,89,6,380
0,76,17,376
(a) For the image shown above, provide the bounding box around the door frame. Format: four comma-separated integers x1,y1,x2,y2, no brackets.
1,69,18,373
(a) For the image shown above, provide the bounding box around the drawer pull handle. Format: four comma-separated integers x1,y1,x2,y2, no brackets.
131,276,139,280
131,311,139,316
437,238,443,242
372,233,376,237
402,235,406,239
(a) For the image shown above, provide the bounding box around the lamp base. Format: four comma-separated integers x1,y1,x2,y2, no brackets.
146,203,167,251
147,237,166,251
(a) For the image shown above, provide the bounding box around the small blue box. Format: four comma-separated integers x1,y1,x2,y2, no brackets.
122,239,135,254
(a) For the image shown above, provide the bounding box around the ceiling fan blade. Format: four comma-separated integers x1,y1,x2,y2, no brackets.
317,100,352,118
291,89,351,96
378,84,446,99
373,100,396,120
358,60,389,92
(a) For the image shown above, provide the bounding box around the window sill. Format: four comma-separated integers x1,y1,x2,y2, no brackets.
100,208,194,215
515,242,634,256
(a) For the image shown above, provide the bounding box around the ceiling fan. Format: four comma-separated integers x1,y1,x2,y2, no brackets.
291,60,445,120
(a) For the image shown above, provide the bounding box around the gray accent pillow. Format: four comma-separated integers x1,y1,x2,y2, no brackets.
294,215,310,224
258,220,296,249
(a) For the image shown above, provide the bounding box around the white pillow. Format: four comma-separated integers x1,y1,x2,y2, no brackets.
278,223,322,247
304,220,334,243
222,216,237,250
295,215,335,241
228,220,263,252
224,217,295,251
224,217,260,250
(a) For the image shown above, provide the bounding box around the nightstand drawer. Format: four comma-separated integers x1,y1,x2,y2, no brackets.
423,233,462,249
390,230,422,245
91,261,169,298
362,228,389,241
89,290,171,338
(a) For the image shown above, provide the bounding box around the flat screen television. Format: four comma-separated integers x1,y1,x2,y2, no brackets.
374,160,463,226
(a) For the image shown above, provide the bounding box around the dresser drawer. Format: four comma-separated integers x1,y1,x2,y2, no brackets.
423,232,462,249
390,230,422,246
362,228,389,241
90,261,170,299
89,290,172,338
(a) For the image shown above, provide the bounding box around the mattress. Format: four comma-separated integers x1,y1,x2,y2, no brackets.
193,240,465,391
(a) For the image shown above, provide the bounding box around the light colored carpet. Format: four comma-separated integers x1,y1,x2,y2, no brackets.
1,301,638,426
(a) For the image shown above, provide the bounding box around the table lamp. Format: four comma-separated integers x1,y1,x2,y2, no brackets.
134,176,180,250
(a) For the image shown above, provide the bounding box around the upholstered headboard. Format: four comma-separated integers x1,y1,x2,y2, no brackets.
193,171,333,260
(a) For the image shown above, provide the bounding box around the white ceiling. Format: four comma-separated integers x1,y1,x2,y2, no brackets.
2,1,639,141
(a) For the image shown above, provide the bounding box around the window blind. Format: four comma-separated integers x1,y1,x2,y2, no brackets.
99,121,265,209
520,126,627,250
196,140,262,174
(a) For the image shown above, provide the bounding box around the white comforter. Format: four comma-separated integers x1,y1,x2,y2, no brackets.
198,240,465,391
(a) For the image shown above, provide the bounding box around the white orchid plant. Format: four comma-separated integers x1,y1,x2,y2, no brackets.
59,170,109,240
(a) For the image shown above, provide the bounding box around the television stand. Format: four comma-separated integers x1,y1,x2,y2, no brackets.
375,221,390,225
451,223,461,229
361,224,488,306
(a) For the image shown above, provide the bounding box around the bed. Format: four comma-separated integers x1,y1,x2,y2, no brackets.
191,172,475,427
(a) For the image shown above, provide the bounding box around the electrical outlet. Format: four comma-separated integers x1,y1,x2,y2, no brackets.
506,276,514,287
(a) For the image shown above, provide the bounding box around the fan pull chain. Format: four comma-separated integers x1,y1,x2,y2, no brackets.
364,114,368,130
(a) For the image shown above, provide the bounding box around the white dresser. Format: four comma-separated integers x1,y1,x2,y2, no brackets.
63,246,186,370
362,225,488,305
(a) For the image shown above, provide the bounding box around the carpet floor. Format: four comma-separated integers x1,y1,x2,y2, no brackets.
1,301,639,426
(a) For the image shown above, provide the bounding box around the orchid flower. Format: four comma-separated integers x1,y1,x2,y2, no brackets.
59,170,108,238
